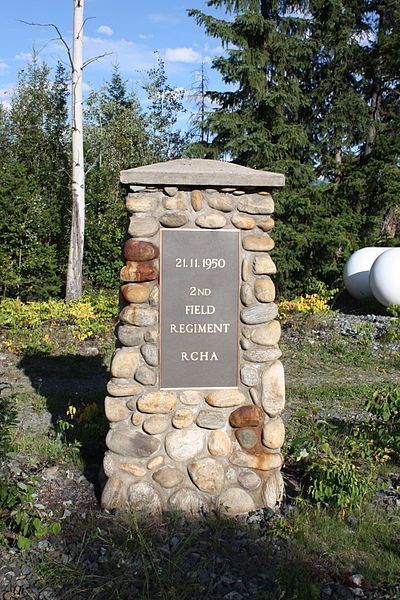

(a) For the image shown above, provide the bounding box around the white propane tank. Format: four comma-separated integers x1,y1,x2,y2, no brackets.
343,247,389,300
369,248,400,307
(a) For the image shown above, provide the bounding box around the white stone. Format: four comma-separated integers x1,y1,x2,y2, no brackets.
218,488,255,514
188,458,225,493
261,361,285,416
165,428,205,461
127,482,162,514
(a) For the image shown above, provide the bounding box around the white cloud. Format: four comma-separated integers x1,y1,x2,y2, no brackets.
147,13,179,25
82,36,155,73
139,33,154,40
165,47,203,64
0,62,8,73
97,25,114,36
15,51,32,61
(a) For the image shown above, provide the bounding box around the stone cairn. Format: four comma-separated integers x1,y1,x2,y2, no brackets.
101,159,286,515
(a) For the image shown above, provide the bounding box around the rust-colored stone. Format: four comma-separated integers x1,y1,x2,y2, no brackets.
123,240,159,262
120,260,158,282
229,405,264,428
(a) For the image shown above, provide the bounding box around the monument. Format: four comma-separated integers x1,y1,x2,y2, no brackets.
101,159,286,515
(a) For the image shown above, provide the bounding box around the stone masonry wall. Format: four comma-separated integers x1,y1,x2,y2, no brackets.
101,177,285,515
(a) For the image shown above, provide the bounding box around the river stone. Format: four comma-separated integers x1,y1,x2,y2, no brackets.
180,390,204,405
103,451,115,477
240,283,254,306
254,277,276,302
101,476,125,510
129,185,146,192
116,324,143,347
206,389,246,408
218,488,255,514
160,212,188,228
243,235,275,252
165,428,205,461
104,396,131,422
250,388,261,407
147,456,164,470
235,428,258,450
238,470,261,490
231,214,256,230
253,255,277,275
164,186,178,196
257,217,275,232
153,466,184,488
106,429,160,457
233,189,245,195
127,482,162,514
128,216,159,238
242,257,251,281
251,321,281,346
107,378,142,397
191,189,203,211
262,416,285,449
262,470,284,510
138,391,177,414
120,260,158,283
207,193,235,212
188,458,225,493
119,305,157,327
110,349,140,379
149,285,159,307
230,450,283,471
195,213,226,229
143,415,169,435
119,461,147,477
131,412,143,426
243,347,282,362
238,194,274,214
241,337,251,350
229,405,264,428
208,431,231,456
168,488,206,514
126,195,158,213
196,410,226,430
123,239,159,262
240,304,278,325
144,329,158,343
121,283,151,303
240,364,259,386
261,361,285,416
141,343,158,366
163,191,187,210
172,409,194,429
135,366,156,386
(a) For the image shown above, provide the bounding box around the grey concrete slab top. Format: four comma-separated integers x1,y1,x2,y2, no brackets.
120,158,285,188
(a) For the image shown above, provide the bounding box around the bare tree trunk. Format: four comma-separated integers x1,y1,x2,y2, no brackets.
66,0,85,301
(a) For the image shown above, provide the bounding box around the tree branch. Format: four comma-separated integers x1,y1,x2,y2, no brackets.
18,20,73,69
83,52,113,69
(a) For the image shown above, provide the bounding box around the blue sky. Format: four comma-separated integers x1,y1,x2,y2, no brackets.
0,0,229,127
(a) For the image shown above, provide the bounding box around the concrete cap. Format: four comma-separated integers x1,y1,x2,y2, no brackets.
120,158,285,188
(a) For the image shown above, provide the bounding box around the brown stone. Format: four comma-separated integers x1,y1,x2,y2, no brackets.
121,283,151,303
218,488,255,514
253,255,276,275
163,191,187,210
172,409,194,429
147,456,164,470
110,348,140,379
126,195,158,213
120,260,158,283
101,476,126,510
142,415,169,435
206,389,246,408
137,391,177,414
261,361,285,416
242,257,251,281
195,213,227,229
104,396,131,422
123,240,159,262
188,458,225,493
238,194,274,214
254,277,276,302
251,321,281,346
131,412,143,426
207,193,235,212
262,416,285,449
231,214,256,230
119,462,146,477
257,217,275,232
229,405,264,428
230,450,283,471
243,235,275,252
208,431,231,456
153,466,184,488
191,189,203,211
107,378,142,397
119,305,157,326
160,212,188,228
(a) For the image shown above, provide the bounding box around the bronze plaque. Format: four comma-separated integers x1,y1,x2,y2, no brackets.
160,229,240,389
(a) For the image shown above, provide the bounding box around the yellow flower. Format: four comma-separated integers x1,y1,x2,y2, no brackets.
66,405,77,418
